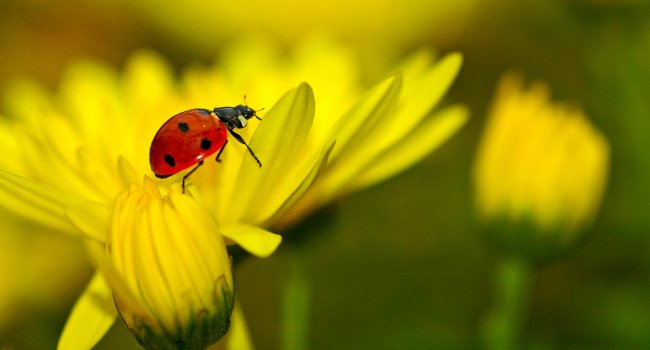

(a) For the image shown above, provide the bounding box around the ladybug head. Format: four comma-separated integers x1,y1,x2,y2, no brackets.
214,105,263,129
235,105,260,121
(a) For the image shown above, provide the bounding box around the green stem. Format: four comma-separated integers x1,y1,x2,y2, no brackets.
483,256,534,350
281,246,310,350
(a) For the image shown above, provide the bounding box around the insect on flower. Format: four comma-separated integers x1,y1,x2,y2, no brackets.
149,102,263,192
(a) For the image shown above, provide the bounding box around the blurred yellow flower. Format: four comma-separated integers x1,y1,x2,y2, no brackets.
0,36,467,348
125,0,478,58
473,73,610,255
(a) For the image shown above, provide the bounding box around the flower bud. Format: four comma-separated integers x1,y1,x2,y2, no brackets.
105,180,234,349
473,74,609,261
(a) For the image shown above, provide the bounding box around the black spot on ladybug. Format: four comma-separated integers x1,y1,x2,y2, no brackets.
201,138,212,150
164,154,176,167
178,122,189,133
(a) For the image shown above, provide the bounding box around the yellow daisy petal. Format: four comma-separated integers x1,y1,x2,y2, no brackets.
225,83,316,224
266,142,335,229
117,156,140,189
0,118,24,173
57,272,117,350
326,75,402,160
400,52,463,120
221,223,283,258
352,104,469,190
0,169,82,233
64,201,110,242
333,52,463,174
304,75,402,202
214,302,254,350
58,60,121,144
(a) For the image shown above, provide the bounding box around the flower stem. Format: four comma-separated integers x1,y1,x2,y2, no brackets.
281,245,310,350
483,256,533,350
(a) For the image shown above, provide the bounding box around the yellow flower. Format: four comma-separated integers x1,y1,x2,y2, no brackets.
0,36,467,348
473,73,610,258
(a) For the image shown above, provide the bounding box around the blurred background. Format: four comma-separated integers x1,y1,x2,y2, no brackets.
1,0,649,349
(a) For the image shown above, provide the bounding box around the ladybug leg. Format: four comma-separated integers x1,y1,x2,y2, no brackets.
228,130,262,167
182,160,204,193
215,140,228,163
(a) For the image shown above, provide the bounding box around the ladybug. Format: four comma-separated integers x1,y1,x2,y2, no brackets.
149,104,262,192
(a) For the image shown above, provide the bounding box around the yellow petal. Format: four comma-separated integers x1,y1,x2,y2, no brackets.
326,74,402,160
57,272,117,350
0,168,82,233
352,105,469,190
300,75,402,206
389,47,438,82
225,302,255,350
399,52,463,120
0,119,24,172
65,201,110,242
221,223,282,258
1,78,54,129
58,60,120,140
339,52,463,172
84,239,148,323
266,142,335,229
225,83,315,223
207,301,255,350
117,156,140,189
123,50,176,110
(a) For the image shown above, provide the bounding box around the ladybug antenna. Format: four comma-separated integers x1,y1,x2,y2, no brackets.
254,107,264,120
243,95,263,120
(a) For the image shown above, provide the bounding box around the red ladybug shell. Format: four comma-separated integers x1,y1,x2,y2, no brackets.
149,108,228,178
